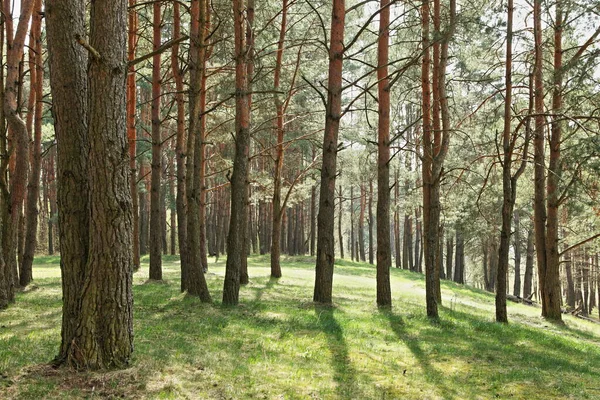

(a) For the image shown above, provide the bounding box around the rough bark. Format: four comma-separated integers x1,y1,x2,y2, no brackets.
149,0,163,280
46,0,89,358
313,0,345,304
338,185,344,259
223,0,251,305
523,226,534,299
513,211,521,297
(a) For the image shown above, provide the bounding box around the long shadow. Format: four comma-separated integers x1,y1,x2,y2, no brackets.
314,306,362,399
253,277,278,302
382,310,458,399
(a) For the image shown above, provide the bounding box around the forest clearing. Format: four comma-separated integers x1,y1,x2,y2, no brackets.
2,256,600,399
1,0,600,398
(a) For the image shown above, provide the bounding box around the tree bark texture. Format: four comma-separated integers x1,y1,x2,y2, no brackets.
313,0,345,304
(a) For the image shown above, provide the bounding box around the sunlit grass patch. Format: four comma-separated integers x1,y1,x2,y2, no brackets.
1,254,600,399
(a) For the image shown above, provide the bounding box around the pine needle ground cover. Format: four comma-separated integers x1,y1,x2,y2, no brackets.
1,255,600,399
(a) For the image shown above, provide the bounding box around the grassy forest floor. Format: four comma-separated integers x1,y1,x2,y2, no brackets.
1,255,600,399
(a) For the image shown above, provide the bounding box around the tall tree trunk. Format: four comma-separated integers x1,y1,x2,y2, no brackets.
223,0,251,305
313,0,345,304
149,0,163,280
127,0,139,271
20,0,43,287
172,2,189,291
270,0,288,279
495,0,515,323
186,0,212,302
376,0,392,307
2,0,35,297
454,230,464,284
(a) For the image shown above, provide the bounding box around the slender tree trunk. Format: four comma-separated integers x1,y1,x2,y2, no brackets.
149,0,163,280
338,185,344,259
186,0,212,302
172,2,189,291
359,184,366,262
445,236,453,280
523,226,534,299
3,0,35,296
311,185,316,256
127,0,139,271
350,186,355,261
270,0,288,279
376,0,392,306
368,180,374,265
223,0,251,305
21,0,43,287
513,211,521,297
495,0,514,323
313,0,345,304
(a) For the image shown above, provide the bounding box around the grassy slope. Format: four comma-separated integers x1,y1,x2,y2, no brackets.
1,255,600,399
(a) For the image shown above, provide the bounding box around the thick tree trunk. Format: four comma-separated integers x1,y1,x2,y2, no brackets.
149,0,163,280
223,0,251,305
454,231,464,284
313,0,345,304
46,0,89,357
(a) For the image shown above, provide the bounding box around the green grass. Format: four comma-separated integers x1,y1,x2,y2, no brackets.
2,255,600,399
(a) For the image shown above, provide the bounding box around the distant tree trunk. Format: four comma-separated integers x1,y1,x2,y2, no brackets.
169,166,176,255
21,0,43,287
127,0,139,271
338,185,344,259
350,186,355,261
445,235,453,279
368,180,374,265
313,0,345,304
139,161,149,255
454,231,464,284
523,226,534,299
513,211,521,297
223,0,251,305
358,184,366,262
394,170,401,268
149,0,163,280
310,185,316,256
376,0,392,307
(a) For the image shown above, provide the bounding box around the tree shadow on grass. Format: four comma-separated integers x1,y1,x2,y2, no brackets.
314,305,363,399
382,310,459,399
253,277,278,302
